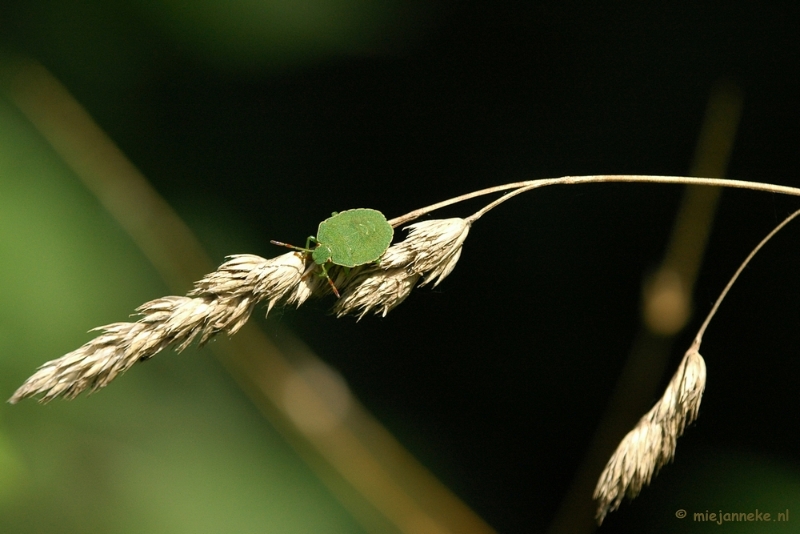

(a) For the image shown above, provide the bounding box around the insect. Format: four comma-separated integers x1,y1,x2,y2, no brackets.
271,208,394,298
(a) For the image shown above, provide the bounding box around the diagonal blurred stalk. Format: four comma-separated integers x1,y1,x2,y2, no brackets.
547,81,743,533
3,57,495,534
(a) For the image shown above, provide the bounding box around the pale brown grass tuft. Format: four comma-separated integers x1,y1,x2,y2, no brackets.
9,252,311,403
593,349,707,523
334,218,470,318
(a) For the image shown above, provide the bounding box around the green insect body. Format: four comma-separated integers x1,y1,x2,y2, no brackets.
272,208,393,297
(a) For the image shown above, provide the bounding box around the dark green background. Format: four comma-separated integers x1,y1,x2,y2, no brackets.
1,1,799,532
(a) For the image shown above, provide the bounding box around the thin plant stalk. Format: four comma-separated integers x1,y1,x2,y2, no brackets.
691,207,800,348
390,175,800,226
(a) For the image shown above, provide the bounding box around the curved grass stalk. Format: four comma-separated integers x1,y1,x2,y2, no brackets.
386,175,800,226
593,206,800,523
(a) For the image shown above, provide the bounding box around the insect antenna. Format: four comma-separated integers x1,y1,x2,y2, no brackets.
270,240,308,252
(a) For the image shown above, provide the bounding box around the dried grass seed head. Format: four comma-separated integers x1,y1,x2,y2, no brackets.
9,252,312,403
284,259,324,307
593,349,707,523
384,218,471,287
332,218,470,319
189,252,310,311
9,320,168,403
334,269,421,319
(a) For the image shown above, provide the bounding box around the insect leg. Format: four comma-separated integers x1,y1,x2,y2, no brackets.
319,262,341,298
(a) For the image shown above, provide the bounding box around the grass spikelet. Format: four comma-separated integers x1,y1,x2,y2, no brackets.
593,350,706,523
9,252,309,403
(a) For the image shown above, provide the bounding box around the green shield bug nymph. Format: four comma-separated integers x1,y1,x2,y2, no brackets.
271,208,394,298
